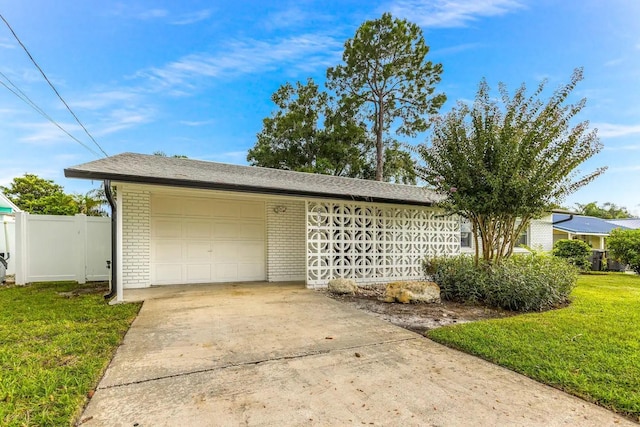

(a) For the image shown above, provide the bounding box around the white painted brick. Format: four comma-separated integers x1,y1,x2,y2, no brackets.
266,200,306,282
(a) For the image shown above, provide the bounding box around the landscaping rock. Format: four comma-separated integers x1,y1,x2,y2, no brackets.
327,278,358,295
384,281,441,304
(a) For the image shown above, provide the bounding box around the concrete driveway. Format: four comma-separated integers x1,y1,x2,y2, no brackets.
80,283,633,426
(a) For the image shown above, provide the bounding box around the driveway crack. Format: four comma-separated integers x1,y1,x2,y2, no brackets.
99,336,418,390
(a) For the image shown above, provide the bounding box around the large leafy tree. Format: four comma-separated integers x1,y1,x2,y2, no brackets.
248,78,417,183
417,68,605,264
575,201,631,219
327,12,446,181
1,173,104,216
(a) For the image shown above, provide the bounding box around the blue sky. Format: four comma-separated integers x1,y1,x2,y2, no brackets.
0,0,639,214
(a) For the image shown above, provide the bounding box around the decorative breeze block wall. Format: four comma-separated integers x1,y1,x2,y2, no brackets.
266,200,306,281
121,186,151,288
306,201,459,287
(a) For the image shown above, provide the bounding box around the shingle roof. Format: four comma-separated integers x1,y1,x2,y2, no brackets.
64,152,439,206
552,213,631,235
607,218,640,230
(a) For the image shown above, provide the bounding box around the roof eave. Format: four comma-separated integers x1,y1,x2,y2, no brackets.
64,168,434,207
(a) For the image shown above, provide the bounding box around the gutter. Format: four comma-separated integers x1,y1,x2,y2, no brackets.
103,180,117,300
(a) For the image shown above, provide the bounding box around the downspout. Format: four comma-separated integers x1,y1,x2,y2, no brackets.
103,180,117,300
552,214,574,225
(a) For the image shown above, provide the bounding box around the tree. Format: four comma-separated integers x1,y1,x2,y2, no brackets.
416,68,605,264
72,189,107,216
248,78,417,183
608,228,640,274
0,174,78,215
327,12,446,181
153,151,188,158
575,201,631,219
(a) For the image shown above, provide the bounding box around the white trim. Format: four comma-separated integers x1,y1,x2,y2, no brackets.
0,191,21,213
116,187,124,302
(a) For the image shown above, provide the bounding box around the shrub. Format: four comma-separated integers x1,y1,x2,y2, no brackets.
423,255,487,302
424,254,578,312
485,254,578,311
608,228,640,274
552,239,592,270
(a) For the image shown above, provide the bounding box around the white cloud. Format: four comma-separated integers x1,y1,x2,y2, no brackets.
604,144,640,151
431,42,483,56
93,108,155,137
604,57,624,67
179,119,215,127
594,122,640,138
388,0,524,28
608,165,640,173
137,34,342,89
201,151,248,164
70,90,139,110
171,9,212,25
137,9,168,20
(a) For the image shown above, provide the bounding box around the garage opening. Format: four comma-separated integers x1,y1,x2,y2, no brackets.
150,195,265,285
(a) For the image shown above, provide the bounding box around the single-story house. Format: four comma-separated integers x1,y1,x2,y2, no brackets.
552,213,630,250
65,153,553,301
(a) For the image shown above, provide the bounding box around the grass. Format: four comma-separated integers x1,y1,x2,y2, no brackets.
427,272,640,421
0,282,140,426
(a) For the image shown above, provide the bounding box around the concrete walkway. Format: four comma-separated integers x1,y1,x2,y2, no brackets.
80,283,634,426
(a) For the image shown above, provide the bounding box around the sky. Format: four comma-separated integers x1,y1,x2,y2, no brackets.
0,0,638,214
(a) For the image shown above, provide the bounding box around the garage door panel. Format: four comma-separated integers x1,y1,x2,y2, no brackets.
240,201,265,219
154,264,182,284
153,196,182,216
239,223,264,239
185,241,211,261
152,197,265,285
152,220,182,239
184,220,213,239
183,199,211,217
212,203,241,218
238,263,265,280
186,264,212,282
213,221,241,239
153,241,183,261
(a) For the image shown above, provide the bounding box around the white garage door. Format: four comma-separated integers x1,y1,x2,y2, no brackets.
151,195,265,285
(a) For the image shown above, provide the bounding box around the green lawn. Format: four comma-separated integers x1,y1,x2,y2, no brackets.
427,273,640,421
0,282,140,426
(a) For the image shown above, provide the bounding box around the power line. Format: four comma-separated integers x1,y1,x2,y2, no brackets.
0,72,102,158
0,12,109,157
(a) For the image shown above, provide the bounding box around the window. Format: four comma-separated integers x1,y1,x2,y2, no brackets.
515,228,528,247
461,220,472,248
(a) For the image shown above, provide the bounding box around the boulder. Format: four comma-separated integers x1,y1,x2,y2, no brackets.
327,278,358,295
384,281,441,304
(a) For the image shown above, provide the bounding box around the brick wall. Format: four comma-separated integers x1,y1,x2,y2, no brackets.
121,186,151,288
529,214,554,251
266,200,306,282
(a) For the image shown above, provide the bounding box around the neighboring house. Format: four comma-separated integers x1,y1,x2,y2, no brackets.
65,153,553,301
0,191,20,277
607,218,640,230
460,215,554,255
552,213,631,250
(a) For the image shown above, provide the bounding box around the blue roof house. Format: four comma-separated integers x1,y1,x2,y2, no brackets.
552,213,630,250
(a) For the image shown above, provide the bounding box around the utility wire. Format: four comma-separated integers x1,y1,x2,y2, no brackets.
0,13,109,157
0,73,102,158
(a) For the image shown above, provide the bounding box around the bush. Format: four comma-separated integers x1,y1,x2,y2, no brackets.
485,254,578,311
423,254,578,312
552,239,592,270
608,228,640,274
424,255,487,302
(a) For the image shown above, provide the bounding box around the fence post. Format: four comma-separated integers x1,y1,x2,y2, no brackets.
74,214,87,284
14,212,28,285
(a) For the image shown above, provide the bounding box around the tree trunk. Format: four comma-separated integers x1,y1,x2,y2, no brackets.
375,100,384,181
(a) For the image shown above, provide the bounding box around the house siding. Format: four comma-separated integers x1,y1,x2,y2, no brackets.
266,200,306,281
121,186,151,288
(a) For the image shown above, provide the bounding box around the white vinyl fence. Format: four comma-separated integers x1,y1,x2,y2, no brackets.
14,212,111,285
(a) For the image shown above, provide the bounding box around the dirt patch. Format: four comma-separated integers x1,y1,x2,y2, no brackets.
324,285,515,334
